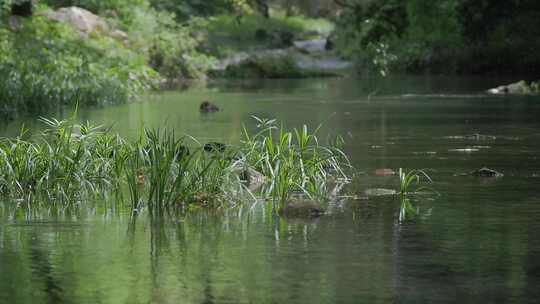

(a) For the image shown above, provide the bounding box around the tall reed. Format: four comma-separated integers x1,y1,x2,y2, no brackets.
397,168,437,222
241,116,350,206
0,115,351,214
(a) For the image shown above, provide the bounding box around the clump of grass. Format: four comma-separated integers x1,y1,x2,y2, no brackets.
0,116,119,203
398,168,434,196
0,115,349,215
241,116,350,207
397,168,437,222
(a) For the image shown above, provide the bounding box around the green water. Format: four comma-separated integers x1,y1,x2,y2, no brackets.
1,76,540,303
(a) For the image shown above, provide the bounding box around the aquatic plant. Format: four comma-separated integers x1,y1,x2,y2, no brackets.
0,115,349,215
241,116,350,207
397,168,437,222
398,196,417,223
398,168,435,196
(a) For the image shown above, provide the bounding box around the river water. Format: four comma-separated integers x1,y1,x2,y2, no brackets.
1,76,540,303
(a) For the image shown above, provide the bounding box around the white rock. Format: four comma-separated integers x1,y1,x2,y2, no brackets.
44,7,108,36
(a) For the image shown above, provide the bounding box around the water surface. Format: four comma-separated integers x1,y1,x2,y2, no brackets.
1,76,540,303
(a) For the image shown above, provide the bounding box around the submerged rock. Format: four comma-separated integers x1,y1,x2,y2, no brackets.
200,101,220,113
374,168,396,176
470,167,504,178
364,188,397,197
278,199,325,217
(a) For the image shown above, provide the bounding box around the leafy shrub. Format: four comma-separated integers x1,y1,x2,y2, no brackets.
124,7,215,80
335,0,540,74
192,13,334,58
0,15,158,119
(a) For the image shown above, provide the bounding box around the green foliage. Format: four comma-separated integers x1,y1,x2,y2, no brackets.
0,115,350,213
531,81,540,93
149,0,239,21
43,0,147,21
0,15,157,119
0,0,28,14
335,0,463,74
43,0,217,79
241,117,349,204
397,168,437,222
333,0,405,74
0,116,123,202
136,12,216,80
195,13,333,58
335,0,540,74
223,55,303,78
86,2,216,80
398,168,433,196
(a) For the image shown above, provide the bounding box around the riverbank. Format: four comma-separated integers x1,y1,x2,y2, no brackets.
2,1,539,121
0,3,353,119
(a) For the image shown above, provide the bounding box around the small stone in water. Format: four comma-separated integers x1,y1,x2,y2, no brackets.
470,167,504,178
364,188,397,197
413,151,437,155
449,148,479,153
374,168,396,176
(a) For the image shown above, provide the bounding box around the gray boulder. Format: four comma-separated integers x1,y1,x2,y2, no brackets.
293,39,327,54
470,167,503,178
213,48,352,78
244,167,266,191
44,7,108,36
43,6,128,42
487,80,533,95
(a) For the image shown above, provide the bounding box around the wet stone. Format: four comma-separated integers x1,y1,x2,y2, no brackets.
470,167,504,178
364,188,397,197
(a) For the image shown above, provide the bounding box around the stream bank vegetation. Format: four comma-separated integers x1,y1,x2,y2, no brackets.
2,0,539,121
333,0,540,75
0,115,351,216
0,0,338,120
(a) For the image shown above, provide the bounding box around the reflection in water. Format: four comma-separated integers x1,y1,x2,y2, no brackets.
0,193,539,303
28,233,66,304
